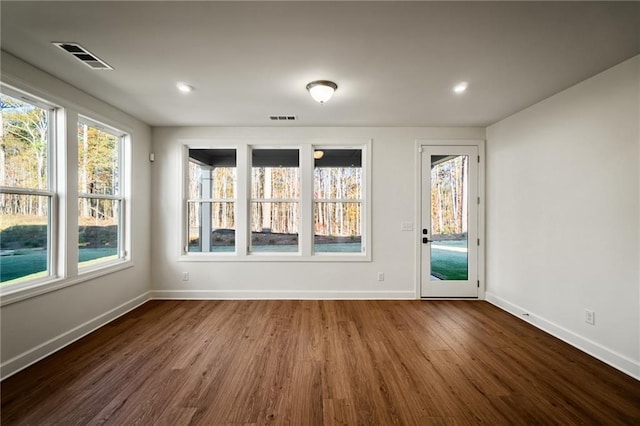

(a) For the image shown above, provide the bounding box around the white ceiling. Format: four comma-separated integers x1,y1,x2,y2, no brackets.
1,1,638,127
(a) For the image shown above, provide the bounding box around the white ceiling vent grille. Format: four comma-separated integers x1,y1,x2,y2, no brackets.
269,115,296,121
52,42,113,70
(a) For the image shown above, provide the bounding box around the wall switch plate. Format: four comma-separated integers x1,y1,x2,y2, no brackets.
401,222,413,231
182,272,189,282
585,309,595,325
377,272,385,281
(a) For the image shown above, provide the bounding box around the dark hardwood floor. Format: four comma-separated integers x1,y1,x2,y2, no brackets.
2,300,639,425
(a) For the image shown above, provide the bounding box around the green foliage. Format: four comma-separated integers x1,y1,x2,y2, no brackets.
0,225,47,249
0,224,117,250
78,225,118,248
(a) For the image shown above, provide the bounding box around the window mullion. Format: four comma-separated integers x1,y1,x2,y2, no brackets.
236,144,249,256
63,108,79,279
300,145,313,257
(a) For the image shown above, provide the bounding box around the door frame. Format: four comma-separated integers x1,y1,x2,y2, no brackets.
414,139,486,299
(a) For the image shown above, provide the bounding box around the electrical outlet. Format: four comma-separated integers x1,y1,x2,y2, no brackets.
377,272,384,281
182,272,189,282
400,221,413,231
585,309,595,325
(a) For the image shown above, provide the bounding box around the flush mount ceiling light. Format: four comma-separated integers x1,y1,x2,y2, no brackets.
306,80,338,104
313,150,325,160
176,82,194,93
453,81,469,94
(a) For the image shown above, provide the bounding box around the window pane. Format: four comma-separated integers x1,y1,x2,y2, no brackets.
78,198,120,267
314,149,362,199
188,149,236,199
188,201,236,252
430,155,468,280
251,202,299,252
0,193,50,285
314,202,362,253
1,94,49,190
78,122,119,195
251,149,300,199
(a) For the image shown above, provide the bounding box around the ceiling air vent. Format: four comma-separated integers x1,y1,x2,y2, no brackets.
52,42,113,70
269,115,297,121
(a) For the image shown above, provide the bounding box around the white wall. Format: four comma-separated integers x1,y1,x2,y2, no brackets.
151,127,484,299
486,56,640,378
0,53,152,378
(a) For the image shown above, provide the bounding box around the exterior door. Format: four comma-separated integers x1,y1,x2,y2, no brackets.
421,146,478,298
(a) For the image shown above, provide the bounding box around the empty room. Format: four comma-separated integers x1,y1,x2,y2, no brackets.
1,1,639,424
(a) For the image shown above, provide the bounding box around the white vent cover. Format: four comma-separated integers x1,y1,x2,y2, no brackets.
269,115,296,121
52,42,113,70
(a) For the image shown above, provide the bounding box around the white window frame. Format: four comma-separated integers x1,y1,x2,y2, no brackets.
0,82,134,306
77,116,128,273
0,86,58,290
249,146,301,256
180,139,372,262
312,146,365,257
186,150,237,255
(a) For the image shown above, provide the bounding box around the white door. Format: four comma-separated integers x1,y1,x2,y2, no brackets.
421,146,479,298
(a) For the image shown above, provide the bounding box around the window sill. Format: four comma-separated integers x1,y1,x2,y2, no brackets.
0,260,133,307
178,253,371,262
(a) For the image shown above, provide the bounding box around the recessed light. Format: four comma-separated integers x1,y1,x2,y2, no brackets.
176,82,194,93
453,81,468,94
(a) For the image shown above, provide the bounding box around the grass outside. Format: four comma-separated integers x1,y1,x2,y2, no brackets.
0,248,117,285
2,235,469,283
431,241,468,281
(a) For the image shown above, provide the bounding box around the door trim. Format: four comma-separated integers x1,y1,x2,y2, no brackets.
414,139,485,300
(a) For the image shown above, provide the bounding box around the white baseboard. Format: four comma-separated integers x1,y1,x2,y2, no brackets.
485,292,640,380
150,289,416,300
1,292,151,380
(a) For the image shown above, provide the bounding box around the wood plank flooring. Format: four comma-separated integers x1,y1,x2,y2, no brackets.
2,300,639,425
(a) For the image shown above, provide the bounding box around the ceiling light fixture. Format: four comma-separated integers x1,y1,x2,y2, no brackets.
314,150,325,160
306,80,338,104
453,81,468,94
176,82,194,93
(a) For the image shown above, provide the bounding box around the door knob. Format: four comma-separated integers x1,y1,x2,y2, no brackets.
422,237,433,244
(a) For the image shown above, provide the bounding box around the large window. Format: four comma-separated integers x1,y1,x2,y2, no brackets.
77,119,124,269
0,84,132,296
184,143,369,260
1,91,54,285
188,149,236,253
251,149,299,253
314,149,363,253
